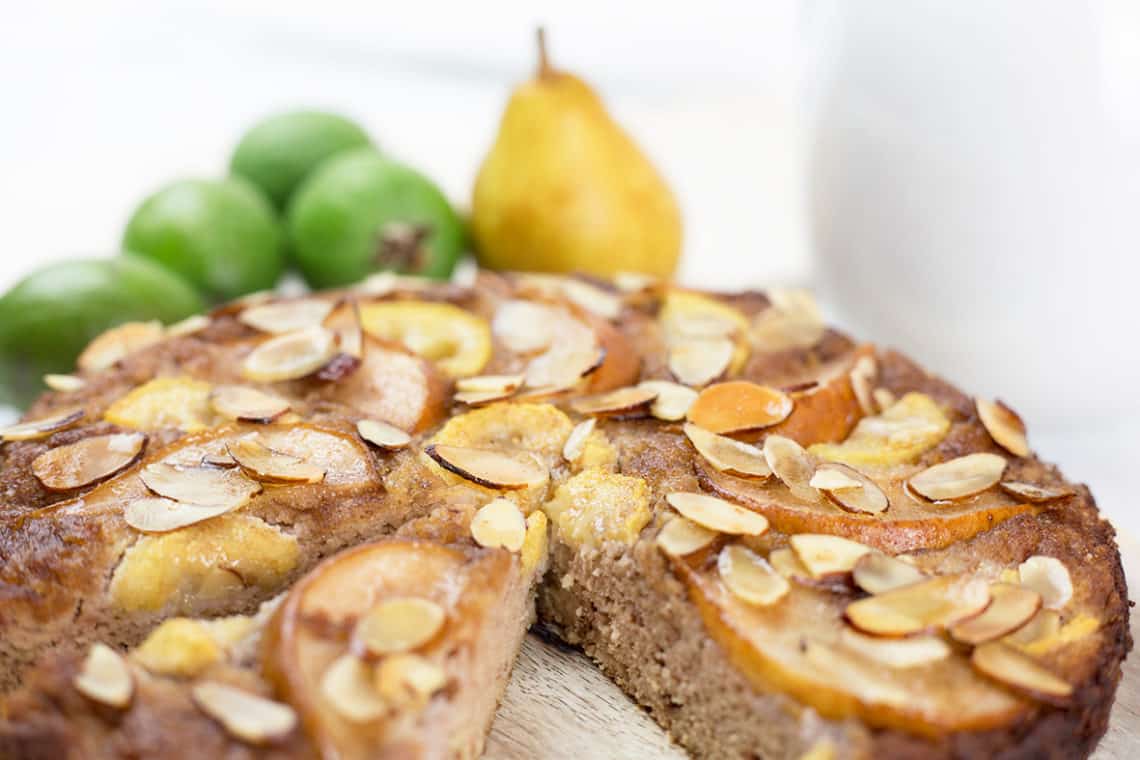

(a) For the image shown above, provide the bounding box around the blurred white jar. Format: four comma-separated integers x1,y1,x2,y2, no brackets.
805,1,1140,428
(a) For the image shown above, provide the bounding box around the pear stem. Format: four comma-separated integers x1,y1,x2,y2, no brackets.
536,27,553,78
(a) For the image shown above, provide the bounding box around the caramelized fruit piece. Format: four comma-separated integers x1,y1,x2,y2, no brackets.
845,574,991,636
545,468,651,547
809,392,950,466
78,321,164,372
104,377,215,432
359,301,492,377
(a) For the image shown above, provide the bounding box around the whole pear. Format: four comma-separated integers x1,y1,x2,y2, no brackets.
472,31,682,279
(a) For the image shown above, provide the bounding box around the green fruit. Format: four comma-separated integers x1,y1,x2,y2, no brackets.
123,178,284,302
230,110,373,211
288,149,466,288
0,257,205,407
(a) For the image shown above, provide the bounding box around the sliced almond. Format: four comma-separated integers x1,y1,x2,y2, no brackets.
210,385,291,423
668,337,734,387
1018,556,1073,610
656,515,718,557
850,355,878,416
665,492,769,536
789,534,873,579
227,437,325,484
999,481,1075,503
559,278,623,320
77,321,164,372
425,444,548,490
165,313,212,338
239,299,333,334
354,597,446,657
908,453,1007,501
124,497,237,533
43,373,86,392
950,583,1042,645
872,387,897,411
32,432,145,491
74,643,133,708
763,434,819,501
455,374,524,395
0,408,85,442
139,462,262,507
357,419,412,450
637,380,698,421
845,574,992,637
320,654,386,722
191,681,297,744
976,398,1029,457
767,547,812,583
374,653,447,709
684,423,771,479
570,386,657,417
525,344,604,390
470,498,527,551
455,388,519,406
323,298,364,361
562,418,596,463
493,301,557,354
971,641,1073,705
852,552,927,594
718,544,790,606
750,289,826,351
613,271,658,294
688,381,794,434
813,463,889,515
1003,608,1062,648
839,628,950,669
241,326,337,382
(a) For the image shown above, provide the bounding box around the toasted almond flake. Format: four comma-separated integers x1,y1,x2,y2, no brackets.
976,398,1029,457
613,271,658,293
688,381,794,434
790,534,873,579
226,437,325,484
839,628,951,669
239,299,333,334
425,444,548,490
124,497,236,533
354,597,446,657
560,278,623,320
850,355,878,416
908,453,1007,501
813,463,889,515
684,423,771,479
668,337,734,387
320,654,386,722
323,298,364,361
32,432,145,491
1003,609,1062,648
999,481,1074,503
670,311,740,340
562,418,596,463
525,344,604,390
493,301,557,354
241,326,337,382
77,321,164,372
470,498,527,551
1018,556,1073,610
44,373,86,392
665,492,769,536
872,387,897,411
201,452,237,469
74,643,133,708
357,419,411,450
637,380,698,421
852,552,927,594
0,408,85,442
750,289,826,351
455,388,516,406
374,653,447,709
971,641,1073,704
139,462,262,507
191,681,297,744
455,374,525,395
656,516,718,557
845,574,991,636
767,547,812,582
718,544,790,606
165,313,212,338
950,583,1042,645
570,386,657,417
763,435,819,501
210,385,291,423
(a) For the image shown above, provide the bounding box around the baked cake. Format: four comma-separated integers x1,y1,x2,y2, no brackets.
0,271,1130,759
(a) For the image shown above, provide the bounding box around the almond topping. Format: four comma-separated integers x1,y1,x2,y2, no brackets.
354,598,446,657
684,423,771,479
241,326,337,382
210,385,291,423
32,432,145,491
43,373,86,392
77,321,164,372
525,344,604,390
455,388,519,406
239,299,333,334
0,408,85,442
812,463,889,515
656,516,718,557
790,534,873,579
165,313,212,338
908,453,1006,501
374,653,447,709
976,398,1029,457
872,387,897,411
763,434,819,501
356,419,411,450
951,583,1042,645
139,462,262,507
852,552,927,594
845,574,992,637
718,544,790,606
970,641,1073,705
687,381,794,434
808,466,861,491
470,498,527,551
839,628,950,669
665,492,769,536
74,643,133,708
226,437,325,484
850,355,878,416
750,289,825,351
668,337,734,387
493,301,557,354
455,374,525,395
320,654,386,722
123,497,236,533
559,278,623,320
570,386,657,417
1003,609,1062,649
767,547,813,583
637,380,698,421
191,681,297,744
999,481,1074,503
613,271,658,293
562,418,596,463
425,444,548,490
1018,556,1073,610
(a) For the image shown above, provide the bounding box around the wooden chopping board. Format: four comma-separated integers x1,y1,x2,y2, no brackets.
485,535,1140,759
